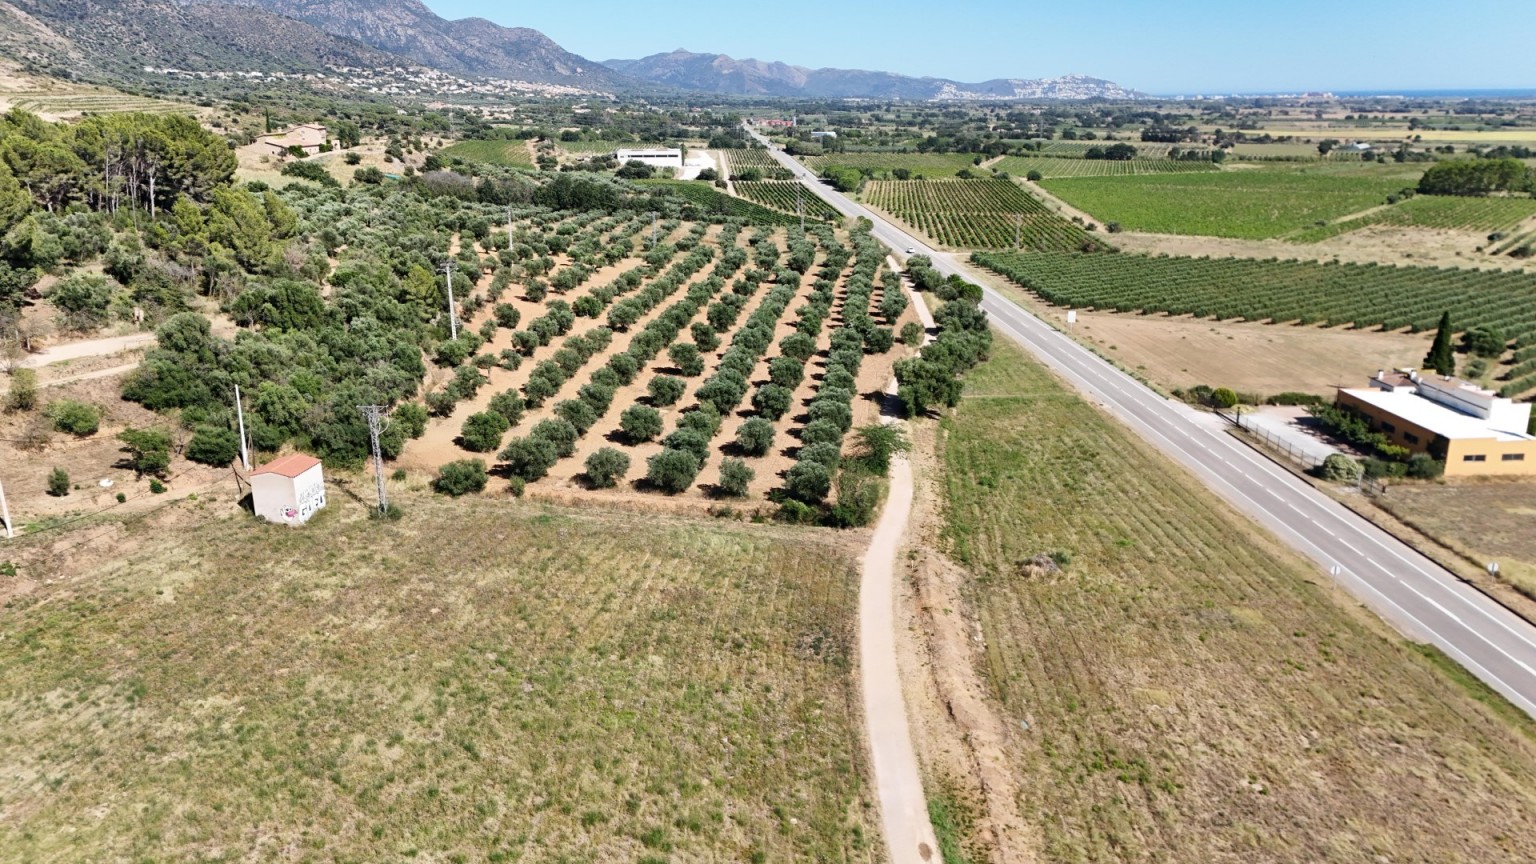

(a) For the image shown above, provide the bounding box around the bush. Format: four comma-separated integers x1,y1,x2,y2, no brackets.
494,303,521,329
852,424,910,473
648,375,686,406
1406,453,1445,480
768,356,804,389
799,442,842,471
48,399,100,436
529,418,579,457
1266,391,1325,407
1318,453,1363,483
717,457,753,497
646,448,701,494
668,342,705,377
752,384,794,420
5,368,38,412
1026,170,1043,182
554,399,598,434
393,402,429,438
779,332,817,362
584,447,630,488
432,459,488,496
736,417,775,456
487,390,526,426
784,460,831,504
808,399,853,433
662,428,711,463
186,427,240,465
500,436,558,481
829,468,882,528
620,405,664,443
118,427,172,477
47,467,69,497
460,411,510,452
899,322,924,346
149,478,166,494
1210,387,1239,409
800,419,844,447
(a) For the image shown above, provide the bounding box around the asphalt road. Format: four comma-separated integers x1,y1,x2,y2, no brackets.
746,125,1536,719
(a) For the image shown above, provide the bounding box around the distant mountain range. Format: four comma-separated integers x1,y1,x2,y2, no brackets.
0,1,1140,101
604,50,1145,100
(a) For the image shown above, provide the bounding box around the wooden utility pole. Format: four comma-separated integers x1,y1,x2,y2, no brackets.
358,405,389,515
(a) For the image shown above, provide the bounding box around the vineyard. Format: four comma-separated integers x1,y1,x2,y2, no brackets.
800,152,981,178
994,155,1220,179
554,139,629,155
1041,166,1416,239
6,91,196,116
863,179,1099,251
1288,194,1536,243
722,148,793,180
633,180,805,225
1034,141,1214,159
438,139,534,167
974,250,1536,398
732,181,842,221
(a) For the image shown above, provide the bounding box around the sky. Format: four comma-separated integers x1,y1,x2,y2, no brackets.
422,0,1535,93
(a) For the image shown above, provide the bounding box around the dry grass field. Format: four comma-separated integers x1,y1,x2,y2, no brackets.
936,337,1536,863
0,493,877,862
1369,480,1536,599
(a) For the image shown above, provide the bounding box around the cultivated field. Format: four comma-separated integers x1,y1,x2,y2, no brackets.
438,139,534,167
863,179,1098,251
995,155,1219,179
723,149,793,180
801,153,982,178
0,494,877,862
937,337,1536,863
733,180,843,221
634,180,807,226
1289,194,1536,243
1040,165,1417,238
975,250,1536,397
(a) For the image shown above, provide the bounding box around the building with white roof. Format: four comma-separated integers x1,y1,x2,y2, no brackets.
1336,370,1536,476
614,148,683,168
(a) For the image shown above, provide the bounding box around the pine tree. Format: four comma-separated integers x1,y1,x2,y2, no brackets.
1423,311,1456,376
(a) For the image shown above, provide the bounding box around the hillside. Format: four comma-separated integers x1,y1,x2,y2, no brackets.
206,0,624,89
604,49,1144,100
0,0,397,78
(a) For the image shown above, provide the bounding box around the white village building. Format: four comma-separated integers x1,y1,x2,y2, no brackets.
251,453,327,525
614,148,683,168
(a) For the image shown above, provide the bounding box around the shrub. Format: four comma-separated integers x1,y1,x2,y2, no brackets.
779,332,817,362
394,402,429,438
460,411,510,452
5,368,38,412
118,427,172,477
800,419,844,447
1318,453,1363,483
662,428,712,463
433,459,488,496
799,442,842,471
186,427,240,465
863,327,894,354
852,424,910,473
48,400,100,436
47,467,70,497
608,352,640,384
808,399,853,433
1406,454,1444,480
648,375,686,406
488,390,526,427
768,356,804,389
677,403,721,438
1211,387,1239,409
752,384,794,420
529,418,579,457
784,460,831,503
149,478,166,494
620,405,664,443
494,303,521,329
554,399,598,434
1026,170,1043,182
668,342,705,377
736,417,775,456
584,447,630,488
647,448,701,494
829,469,882,528
501,436,558,481
717,458,753,498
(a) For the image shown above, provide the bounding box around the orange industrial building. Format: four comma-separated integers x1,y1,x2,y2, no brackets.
1336,370,1536,477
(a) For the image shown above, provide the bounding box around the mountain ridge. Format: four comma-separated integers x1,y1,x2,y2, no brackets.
604,49,1145,100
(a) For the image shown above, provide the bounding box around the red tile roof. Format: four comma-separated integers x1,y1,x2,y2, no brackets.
251,453,322,479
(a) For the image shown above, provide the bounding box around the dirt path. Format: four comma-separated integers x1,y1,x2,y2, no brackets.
16,332,154,368
861,393,940,864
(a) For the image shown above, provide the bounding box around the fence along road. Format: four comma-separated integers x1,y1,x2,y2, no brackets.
744,125,1536,722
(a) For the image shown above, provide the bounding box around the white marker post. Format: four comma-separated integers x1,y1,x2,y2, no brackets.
0,478,12,539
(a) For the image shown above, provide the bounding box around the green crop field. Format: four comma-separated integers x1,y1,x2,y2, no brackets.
938,337,1536,862
723,149,793,180
732,181,842,220
974,250,1536,398
635,180,806,225
438,139,534,167
1040,165,1417,238
1289,194,1536,243
0,496,877,862
994,155,1219,179
1033,141,1212,159
801,153,982,178
863,179,1097,251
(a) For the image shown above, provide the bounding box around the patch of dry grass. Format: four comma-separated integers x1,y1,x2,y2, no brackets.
0,494,875,862
939,337,1536,863
1371,480,1536,598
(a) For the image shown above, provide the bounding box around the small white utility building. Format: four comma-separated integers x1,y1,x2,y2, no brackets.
251,453,327,525
614,148,683,168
